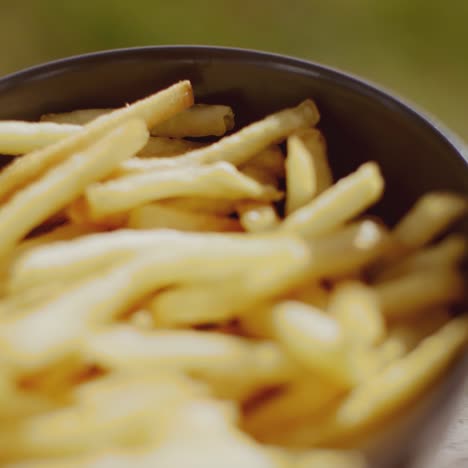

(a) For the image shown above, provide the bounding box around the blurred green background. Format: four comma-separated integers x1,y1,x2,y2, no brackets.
1,1,467,139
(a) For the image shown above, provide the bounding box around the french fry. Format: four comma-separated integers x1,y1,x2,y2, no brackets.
127,202,242,232
0,372,201,459
160,197,237,216
391,192,467,253
86,161,282,219
9,230,306,293
149,246,310,327
239,303,276,339
304,220,389,279
245,378,343,440
0,121,80,155
137,136,204,157
151,103,234,137
292,128,333,194
0,81,193,202
113,100,319,172
328,282,385,347
281,316,468,447
375,268,465,319
273,301,352,386
40,108,112,125
240,145,285,179
281,162,384,238
0,119,148,256
83,326,297,401
285,133,317,214
374,234,467,282
237,202,280,232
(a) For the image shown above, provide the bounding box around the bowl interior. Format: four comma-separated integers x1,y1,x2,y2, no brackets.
0,46,466,468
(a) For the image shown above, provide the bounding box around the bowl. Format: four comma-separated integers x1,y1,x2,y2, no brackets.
0,45,466,468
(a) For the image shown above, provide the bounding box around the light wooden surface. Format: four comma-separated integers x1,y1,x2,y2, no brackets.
430,379,468,468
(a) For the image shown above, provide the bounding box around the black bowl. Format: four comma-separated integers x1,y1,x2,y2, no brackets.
0,46,466,468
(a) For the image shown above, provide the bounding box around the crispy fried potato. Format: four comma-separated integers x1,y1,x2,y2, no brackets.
281,163,384,238
40,108,113,125
86,161,282,219
237,202,280,232
0,119,148,256
151,104,234,137
127,202,242,232
0,81,193,202
0,121,80,155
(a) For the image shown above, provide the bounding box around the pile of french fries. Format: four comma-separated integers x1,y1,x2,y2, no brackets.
0,80,466,468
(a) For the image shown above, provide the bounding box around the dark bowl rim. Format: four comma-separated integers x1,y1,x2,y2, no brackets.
0,44,466,168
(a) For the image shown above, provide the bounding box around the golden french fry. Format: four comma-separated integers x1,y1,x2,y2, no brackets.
66,197,128,228
287,283,330,310
86,161,282,219
0,121,80,155
245,378,343,440
239,303,276,339
237,202,280,233
273,301,352,387
116,100,319,172
240,145,285,179
285,133,317,214
375,234,467,282
137,136,204,157
328,281,385,347
128,309,154,330
293,128,333,194
281,162,384,238
375,268,465,319
40,108,112,125
0,119,148,256
161,197,237,216
392,192,467,253
83,326,297,401
332,316,467,446
0,372,200,459
127,202,242,232
9,230,306,293
0,81,193,202
304,220,389,280
149,244,310,327
151,104,235,137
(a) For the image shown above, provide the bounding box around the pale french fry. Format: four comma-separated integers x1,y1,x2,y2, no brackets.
0,119,148,256
273,301,352,386
0,372,200,459
9,230,306,293
287,283,330,310
128,309,154,330
86,161,282,219
245,378,343,440
127,202,242,232
0,223,93,285
150,246,310,327
375,234,467,282
83,326,297,401
66,197,128,228
281,316,468,447
137,136,204,157
285,133,317,214
240,145,285,179
40,108,112,125
161,197,237,216
304,220,389,279
0,121,80,155
328,281,385,347
0,81,193,202
151,104,235,137
392,192,467,253
375,268,465,319
237,202,280,232
293,128,333,194
115,100,319,172
281,162,384,238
